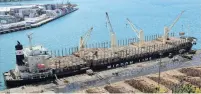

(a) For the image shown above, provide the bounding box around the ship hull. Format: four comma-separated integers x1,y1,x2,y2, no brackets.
4,77,54,88
4,69,87,88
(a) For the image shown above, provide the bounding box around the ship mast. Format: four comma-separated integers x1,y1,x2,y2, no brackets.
27,33,33,50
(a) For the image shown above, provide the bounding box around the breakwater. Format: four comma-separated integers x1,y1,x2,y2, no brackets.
0,8,78,35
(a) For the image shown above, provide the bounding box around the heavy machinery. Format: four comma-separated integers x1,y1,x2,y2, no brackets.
79,27,93,51
163,11,185,44
106,12,117,50
127,18,145,47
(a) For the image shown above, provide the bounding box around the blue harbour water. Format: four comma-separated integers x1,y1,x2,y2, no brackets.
0,0,201,90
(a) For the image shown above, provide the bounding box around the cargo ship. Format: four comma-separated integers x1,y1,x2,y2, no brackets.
3,35,196,88
3,12,197,88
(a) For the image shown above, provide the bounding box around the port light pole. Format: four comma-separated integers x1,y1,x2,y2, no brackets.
158,52,163,92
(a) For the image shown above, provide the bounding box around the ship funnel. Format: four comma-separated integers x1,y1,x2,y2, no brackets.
15,41,25,66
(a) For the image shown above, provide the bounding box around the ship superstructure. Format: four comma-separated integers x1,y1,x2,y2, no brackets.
4,40,53,81
15,43,52,79
3,34,89,87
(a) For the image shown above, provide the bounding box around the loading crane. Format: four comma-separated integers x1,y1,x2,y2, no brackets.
127,18,144,47
106,12,117,50
79,27,93,51
163,11,185,44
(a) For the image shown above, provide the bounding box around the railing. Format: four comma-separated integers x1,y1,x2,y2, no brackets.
48,32,189,58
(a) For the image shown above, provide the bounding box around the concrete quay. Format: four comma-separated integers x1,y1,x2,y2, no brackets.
0,5,78,35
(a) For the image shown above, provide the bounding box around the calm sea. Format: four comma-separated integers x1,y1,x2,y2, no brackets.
0,0,201,90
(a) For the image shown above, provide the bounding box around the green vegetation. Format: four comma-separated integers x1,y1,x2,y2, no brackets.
155,86,168,93
172,84,201,93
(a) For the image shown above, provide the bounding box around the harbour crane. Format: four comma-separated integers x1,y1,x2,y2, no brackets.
163,11,185,44
79,27,93,51
106,12,117,50
127,18,144,47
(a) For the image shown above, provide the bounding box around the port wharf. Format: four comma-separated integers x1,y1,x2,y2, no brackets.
0,4,78,35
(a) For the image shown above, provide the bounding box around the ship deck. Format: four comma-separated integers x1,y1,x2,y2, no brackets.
46,36,190,69
47,55,87,69
74,37,188,59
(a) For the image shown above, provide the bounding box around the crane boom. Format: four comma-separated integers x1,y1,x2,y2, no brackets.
169,11,185,30
127,18,140,38
79,27,93,50
106,12,114,33
127,18,144,47
106,12,117,49
163,11,184,44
